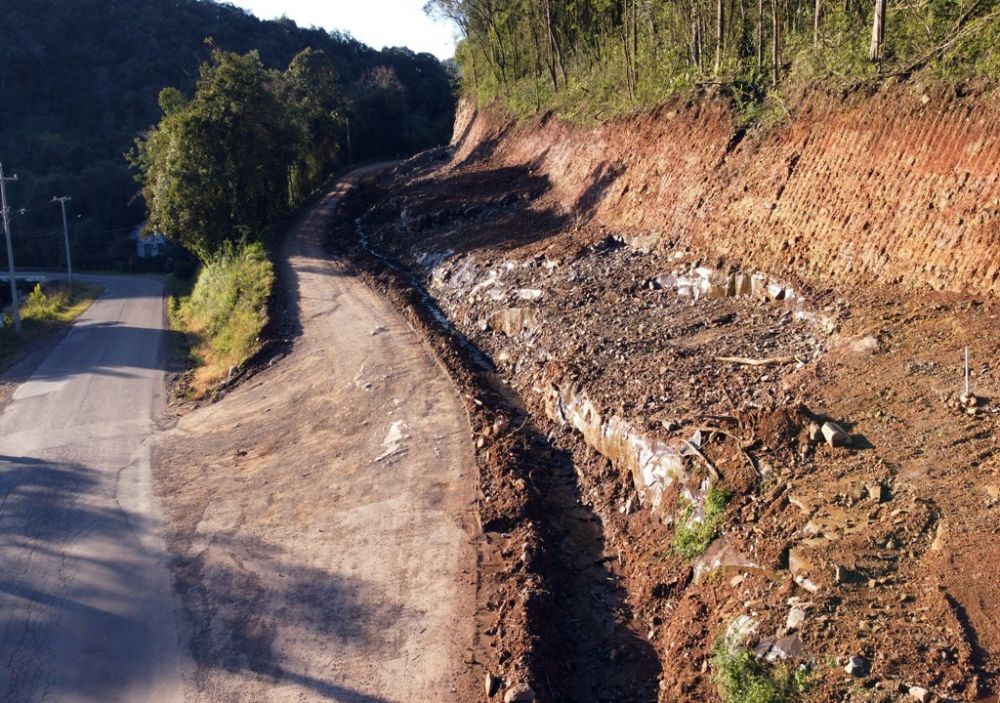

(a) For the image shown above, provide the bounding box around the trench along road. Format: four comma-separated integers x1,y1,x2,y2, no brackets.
1,166,479,702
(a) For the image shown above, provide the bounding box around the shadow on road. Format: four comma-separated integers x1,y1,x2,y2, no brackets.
0,453,397,703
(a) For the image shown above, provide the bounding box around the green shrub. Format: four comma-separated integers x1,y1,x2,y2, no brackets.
172,242,274,391
0,282,102,368
673,482,731,559
713,636,812,703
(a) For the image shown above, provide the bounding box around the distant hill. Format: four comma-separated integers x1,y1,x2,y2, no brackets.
0,0,455,270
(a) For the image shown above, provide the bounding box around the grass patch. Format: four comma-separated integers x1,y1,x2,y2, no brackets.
170,242,273,395
673,482,732,559
713,636,813,703
0,281,103,370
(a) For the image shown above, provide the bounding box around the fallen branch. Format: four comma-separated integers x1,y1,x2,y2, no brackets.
716,355,798,366
682,439,722,482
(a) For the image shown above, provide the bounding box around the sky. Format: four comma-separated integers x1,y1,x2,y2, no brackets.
226,0,460,60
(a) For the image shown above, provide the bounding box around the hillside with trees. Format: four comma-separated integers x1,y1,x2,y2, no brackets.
0,0,456,271
427,0,999,118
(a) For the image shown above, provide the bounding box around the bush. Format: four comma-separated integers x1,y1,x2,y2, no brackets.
713,636,812,703
22,284,66,322
172,242,274,392
673,482,732,559
0,281,102,367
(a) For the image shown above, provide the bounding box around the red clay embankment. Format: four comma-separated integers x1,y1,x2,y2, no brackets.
453,85,1000,296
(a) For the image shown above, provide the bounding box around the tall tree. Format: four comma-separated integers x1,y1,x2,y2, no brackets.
130,50,297,259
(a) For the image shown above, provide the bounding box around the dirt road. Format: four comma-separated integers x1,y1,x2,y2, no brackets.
153,173,478,702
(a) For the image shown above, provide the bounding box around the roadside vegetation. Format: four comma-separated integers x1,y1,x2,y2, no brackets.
167,244,273,395
427,0,999,122
131,48,338,392
0,282,103,369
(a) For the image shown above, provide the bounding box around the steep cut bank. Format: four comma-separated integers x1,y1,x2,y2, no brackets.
336,86,1000,702
453,85,1000,297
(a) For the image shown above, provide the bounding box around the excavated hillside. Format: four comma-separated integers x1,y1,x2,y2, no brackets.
324,84,1000,703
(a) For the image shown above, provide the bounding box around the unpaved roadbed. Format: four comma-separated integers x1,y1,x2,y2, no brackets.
153,176,478,702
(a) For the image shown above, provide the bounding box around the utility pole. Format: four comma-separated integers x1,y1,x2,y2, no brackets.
53,196,73,288
1,162,20,332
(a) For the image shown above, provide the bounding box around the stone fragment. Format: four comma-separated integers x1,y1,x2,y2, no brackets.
766,283,786,301
821,421,851,448
834,564,856,584
734,272,752,296
760,634,805,661
795,575,820,593
650,272,676,290
788,548,815,577
908,685,931,702
930,521,946,551
693,536,761,585
724,614,760,647
851,335,880,354
866,483,889,503
486,673,502,697
788,495,813,515
786,606,806,632
515,288,544,301
487,308,537,337
807,422,823,444
960,392,979,408
504,684,535,702
750,273,769,298
844,656,869,677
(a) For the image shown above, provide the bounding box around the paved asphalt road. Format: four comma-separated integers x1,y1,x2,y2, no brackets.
0,274,186,702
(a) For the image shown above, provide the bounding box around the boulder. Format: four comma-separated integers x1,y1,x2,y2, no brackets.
821,421,850,448
504,684,535,702
844,656,869,677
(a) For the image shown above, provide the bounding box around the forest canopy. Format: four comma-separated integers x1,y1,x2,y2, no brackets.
0,0,456,271
427,0,999,118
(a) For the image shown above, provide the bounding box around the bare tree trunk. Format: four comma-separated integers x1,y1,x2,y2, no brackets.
715,0,725,73
868,0,887,61
633,0,640,86
814,0,821,44
757,0,765,67
543,0,567,88
699,13,706,70
692,15,701,66
622,0,635,99
771,0,780,84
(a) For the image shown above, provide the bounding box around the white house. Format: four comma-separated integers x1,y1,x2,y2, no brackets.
131,224,167,258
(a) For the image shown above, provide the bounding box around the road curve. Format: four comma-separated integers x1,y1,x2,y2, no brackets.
0,274,185,702
152,171,478,701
